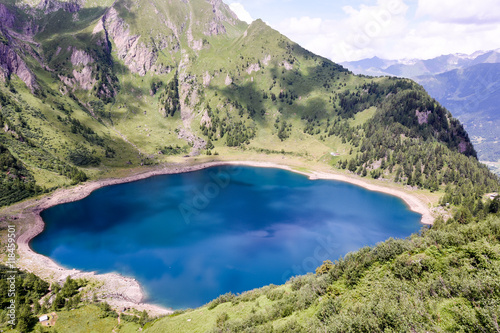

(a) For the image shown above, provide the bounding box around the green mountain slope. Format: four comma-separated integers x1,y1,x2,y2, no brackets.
416,63,500,165
0,0,496,208
342,51,500,170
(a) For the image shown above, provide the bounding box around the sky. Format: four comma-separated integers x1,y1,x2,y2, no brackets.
226,0,500,62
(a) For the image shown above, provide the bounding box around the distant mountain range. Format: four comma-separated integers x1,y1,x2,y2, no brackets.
342,50,500,78
342,50,500,170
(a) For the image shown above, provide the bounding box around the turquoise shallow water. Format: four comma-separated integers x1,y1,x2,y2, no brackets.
31,166,422,309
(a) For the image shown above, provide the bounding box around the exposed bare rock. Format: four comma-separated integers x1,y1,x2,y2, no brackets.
203,71,211,86
151,63,172,75
0,3,39,37
58,66,96,91
282,61,293,70
186,11,203,51
225,73,232,85
177,127,206,156
191,39,203,51
203,0,238,36
0,43,37,92
58,75,74,88
246,63,260,75
54,46,62,57
200,109,212,128
58,48,96,91
205,21,226,36
0,4,15,29
415,109,431,125
263,54,271,66
70,47,93,67
92,18,105,35
459,141,468,153
36,0,81,15
176,58,206,155
206,0,237,24
73,67,96,90
97,7,157,76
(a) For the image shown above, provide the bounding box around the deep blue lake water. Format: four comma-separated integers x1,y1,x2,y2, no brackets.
32,166,422,309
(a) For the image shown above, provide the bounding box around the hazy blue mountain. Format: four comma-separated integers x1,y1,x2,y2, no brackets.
342,50,500,77
342,51,500,169
416,63,500,164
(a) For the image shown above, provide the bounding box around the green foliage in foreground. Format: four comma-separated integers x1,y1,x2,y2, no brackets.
145,209,500,333
0,266,49,332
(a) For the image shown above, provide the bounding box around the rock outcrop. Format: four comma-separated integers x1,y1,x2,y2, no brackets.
225,74,232,85
246,63,260,75
58,48,96,91
0,4,15,29
204,0,238,36
70,47,93,67
95,7,157,76
0,43,38,92
36,0,81,15
415,109,431,125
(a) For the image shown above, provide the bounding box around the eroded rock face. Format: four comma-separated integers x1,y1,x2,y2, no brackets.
262,55,271,66
36,0,81,15
0,4,40,91
205,20,226,37
96,7,157,76
70,47,93,67
207,0,237,23
415,109,431,125
247,63,260,75
225,74,232,85
0,43,37,92
58,48,96,91
204,0,237,36
0,4,16,29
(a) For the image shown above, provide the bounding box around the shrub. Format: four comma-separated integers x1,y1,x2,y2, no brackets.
207,292,236,310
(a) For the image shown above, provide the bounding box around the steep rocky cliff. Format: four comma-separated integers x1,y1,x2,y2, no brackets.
0,4,38,91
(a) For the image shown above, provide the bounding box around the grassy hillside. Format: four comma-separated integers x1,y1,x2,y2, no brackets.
0,0,496,209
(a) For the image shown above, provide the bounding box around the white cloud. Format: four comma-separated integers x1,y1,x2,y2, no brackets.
393,21,500,60
280,17,323,35
417,0,500,24
229,3,254,24
274,0,409,62
268,0,500,62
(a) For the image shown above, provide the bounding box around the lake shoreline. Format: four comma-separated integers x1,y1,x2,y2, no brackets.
15,160,434,316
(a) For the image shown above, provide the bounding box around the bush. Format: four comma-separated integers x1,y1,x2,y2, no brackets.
207,292,236,310
316,260,334,275
265,288,285,301
316,297,340,323
216,312,229,328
